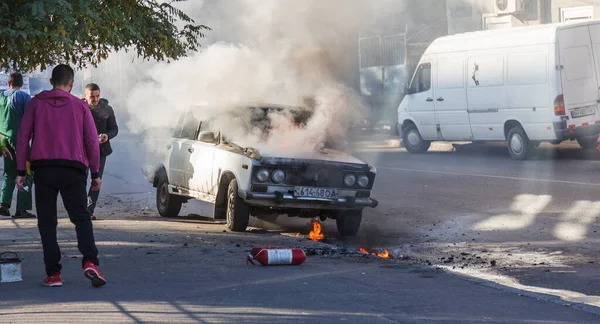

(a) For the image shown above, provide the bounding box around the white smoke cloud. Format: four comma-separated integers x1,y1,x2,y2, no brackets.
119,0,383,159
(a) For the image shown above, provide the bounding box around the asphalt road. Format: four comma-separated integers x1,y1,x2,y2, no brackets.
86,136,600,310
3,136,600,322
348,140,600,309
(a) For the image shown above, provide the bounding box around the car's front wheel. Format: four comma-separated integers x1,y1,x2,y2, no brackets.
226,179,250,232
156,173,182,218
335,209,363,237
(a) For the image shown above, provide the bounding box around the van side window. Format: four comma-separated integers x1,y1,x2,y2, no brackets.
410,63,431,93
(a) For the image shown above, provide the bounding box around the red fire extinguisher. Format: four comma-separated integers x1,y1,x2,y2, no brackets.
246,247,306,266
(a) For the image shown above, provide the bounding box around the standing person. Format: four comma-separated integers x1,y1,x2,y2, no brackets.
15,64,107,288
0,72,35,219
83,83,118,220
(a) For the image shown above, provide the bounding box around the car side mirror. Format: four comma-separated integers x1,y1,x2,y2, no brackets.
198,131,215,143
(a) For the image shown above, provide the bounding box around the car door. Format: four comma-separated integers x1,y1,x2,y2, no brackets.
407,61,439,139
435,54,472,140
167,112,189,187
558,25,600,126
187,120,217,195
174,110,200,190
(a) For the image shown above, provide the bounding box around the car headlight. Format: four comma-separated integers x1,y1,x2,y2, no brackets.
344,174,356,187
357,175,369,188
255,169,270,182
271,169,285,183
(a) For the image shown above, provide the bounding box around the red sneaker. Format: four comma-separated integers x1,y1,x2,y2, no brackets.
83,261,106,288
44,273,63,287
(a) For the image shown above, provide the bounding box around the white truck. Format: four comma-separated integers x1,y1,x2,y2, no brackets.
398,20,600,159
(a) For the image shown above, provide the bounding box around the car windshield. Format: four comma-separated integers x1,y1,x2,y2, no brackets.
214,105,314,144
248,106,313,137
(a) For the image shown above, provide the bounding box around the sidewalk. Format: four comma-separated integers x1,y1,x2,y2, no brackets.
1,217,599,323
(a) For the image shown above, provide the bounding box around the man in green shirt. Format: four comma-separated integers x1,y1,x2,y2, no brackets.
0,72,35,218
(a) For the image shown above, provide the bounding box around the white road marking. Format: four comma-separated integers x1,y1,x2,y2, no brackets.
377,166,600,187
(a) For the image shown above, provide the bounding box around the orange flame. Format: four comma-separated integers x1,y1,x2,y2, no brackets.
377,250,390,259
296,233,301,238
309,221,324,241
359,248,390,259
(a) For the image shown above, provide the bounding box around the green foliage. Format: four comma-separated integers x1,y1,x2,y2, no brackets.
0,0,210,72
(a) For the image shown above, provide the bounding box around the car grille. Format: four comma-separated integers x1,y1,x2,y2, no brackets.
285,166,343,187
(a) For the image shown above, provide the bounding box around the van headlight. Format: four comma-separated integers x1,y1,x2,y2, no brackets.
343,174,356,187
271,169,285,184
255,169,270,183
357,175,369,188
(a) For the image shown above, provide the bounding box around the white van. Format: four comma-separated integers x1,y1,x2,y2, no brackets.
397,20,600,159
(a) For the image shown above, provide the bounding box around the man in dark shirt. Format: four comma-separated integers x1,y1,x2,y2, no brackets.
83,83,118,220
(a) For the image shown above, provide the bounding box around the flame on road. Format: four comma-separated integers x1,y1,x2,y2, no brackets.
309,221,324,241
359,248,390,259
377,250,390,258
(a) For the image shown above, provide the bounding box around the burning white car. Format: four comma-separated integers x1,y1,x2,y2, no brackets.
143,103,378,236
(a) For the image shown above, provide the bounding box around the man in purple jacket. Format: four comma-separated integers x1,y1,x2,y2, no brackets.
15,64,107,288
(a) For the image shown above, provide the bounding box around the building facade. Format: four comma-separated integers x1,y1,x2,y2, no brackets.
358,0,448,127
447,0,599,34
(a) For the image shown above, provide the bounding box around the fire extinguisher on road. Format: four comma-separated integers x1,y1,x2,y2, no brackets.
246,247,306,266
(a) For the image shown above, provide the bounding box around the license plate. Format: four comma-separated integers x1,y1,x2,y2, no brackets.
294,187,338,199
570,107,596,118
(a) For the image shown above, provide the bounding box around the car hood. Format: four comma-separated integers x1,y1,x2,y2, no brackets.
260,148,367,167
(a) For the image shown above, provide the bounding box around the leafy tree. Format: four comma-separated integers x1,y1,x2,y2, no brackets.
0,0,210,71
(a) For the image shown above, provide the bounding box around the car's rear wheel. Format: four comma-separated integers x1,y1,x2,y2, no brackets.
577,136,597,150
336,209,363,237
226,179,250,232
156,172,182,218
507,126,534,160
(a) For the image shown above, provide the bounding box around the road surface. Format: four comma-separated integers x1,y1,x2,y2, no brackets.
2,136,600,322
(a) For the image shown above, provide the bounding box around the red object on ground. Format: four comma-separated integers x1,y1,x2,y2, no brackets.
247,247,306,266
597,134,600,151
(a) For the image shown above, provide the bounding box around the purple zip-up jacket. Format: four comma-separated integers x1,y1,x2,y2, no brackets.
16,89,100,179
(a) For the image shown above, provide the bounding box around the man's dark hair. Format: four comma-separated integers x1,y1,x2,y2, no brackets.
85,83,100,92
51,64,75,86
8,72,23,88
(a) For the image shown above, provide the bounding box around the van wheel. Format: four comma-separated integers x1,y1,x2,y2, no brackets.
577,136,597,150
156,172,182,217
226,179,250,232
507,126,534,160
402,124,430,153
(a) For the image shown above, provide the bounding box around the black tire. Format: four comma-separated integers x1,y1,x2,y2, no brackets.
156,172,182,218
577,136,597,150
402,124,430,153
226,179,250,232
336,209,363,237
507,126,534,160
